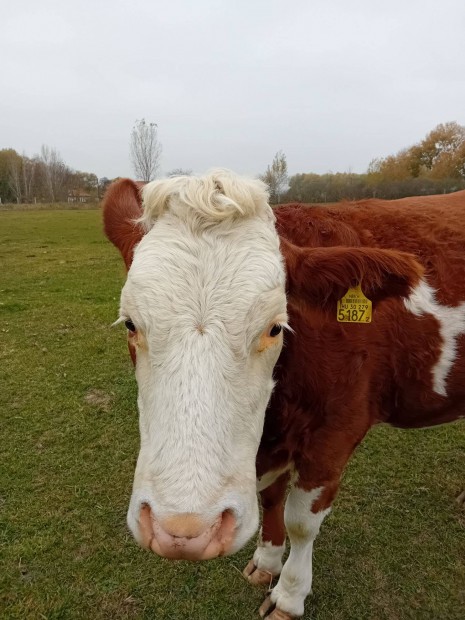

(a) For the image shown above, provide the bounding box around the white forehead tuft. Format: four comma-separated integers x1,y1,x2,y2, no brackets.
138,169,274,232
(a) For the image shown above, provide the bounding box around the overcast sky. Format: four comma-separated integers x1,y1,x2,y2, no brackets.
2,0,465,179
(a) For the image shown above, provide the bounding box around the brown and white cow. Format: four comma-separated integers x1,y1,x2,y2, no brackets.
103,171,465,619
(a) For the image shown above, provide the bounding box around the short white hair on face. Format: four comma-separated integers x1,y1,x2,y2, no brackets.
124,168,286,560
138,169,273,232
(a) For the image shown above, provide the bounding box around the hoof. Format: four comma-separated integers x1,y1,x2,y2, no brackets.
456,489,465,507
259,595,296,619
243,560,275,587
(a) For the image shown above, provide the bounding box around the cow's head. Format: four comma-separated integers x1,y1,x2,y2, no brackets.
103,171,287,560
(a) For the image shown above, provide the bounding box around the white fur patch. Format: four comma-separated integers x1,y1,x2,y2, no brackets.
253,535,286,576
269,487,331,617
257,465,290,492
122,170,287,554
139,169,273,232
404,280,465,396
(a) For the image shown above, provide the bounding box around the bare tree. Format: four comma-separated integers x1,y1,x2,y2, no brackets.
7,153,22,203
41,145,67,202
167,168,192,177
41,145,54,200
260,151,288,204
22,154,36,203
130,119,162,182
99,177,111,195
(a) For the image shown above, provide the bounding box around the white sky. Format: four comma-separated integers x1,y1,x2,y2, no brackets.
2,0,465,179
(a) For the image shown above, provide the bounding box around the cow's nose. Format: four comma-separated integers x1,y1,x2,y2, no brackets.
138,504,236,560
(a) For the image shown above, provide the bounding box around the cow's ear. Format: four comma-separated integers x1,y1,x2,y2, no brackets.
280,238,424,306
102,179,145,271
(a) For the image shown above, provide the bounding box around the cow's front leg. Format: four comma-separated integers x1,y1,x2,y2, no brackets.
244,472,289,586
259,483,333,619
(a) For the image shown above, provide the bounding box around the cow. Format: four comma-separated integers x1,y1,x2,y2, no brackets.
102,171,465,619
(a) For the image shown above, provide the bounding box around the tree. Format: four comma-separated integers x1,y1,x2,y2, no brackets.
7,151,23,203
130,119,162,182
22,154,37,203
41,145,67,201
260,151,288,204
99,177,111,195
417,122,465,179
0,149,18,202
368,122,465,189
412,122,465,174
167,168,192,177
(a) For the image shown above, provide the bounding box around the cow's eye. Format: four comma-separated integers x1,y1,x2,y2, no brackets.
269,324,283,337
125,319,137,333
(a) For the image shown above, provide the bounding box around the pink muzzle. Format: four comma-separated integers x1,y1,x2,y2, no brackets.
138,504,237,560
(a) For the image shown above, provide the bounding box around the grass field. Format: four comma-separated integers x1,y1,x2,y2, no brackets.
1,209,464,620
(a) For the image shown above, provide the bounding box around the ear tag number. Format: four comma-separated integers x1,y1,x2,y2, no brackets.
337,283,372,323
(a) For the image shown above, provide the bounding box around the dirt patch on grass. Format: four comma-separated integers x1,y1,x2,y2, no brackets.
366,561,401,620
98,592,142,619
456,489,465,507
84,389,113,412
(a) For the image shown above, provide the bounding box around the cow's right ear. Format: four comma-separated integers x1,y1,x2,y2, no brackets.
102,179,145,271
280,237,424,307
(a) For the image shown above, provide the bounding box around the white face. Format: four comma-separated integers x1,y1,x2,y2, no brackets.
121,174,287,560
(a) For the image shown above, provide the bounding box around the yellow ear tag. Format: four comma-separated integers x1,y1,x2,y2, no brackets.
337,283,372,323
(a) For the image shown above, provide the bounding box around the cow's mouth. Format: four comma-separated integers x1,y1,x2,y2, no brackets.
138,504,237,560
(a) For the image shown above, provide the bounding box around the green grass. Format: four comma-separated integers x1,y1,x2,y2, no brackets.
1,209,464,620
0,202,98,212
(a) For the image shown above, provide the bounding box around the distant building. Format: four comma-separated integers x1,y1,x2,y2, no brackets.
68,189,92,203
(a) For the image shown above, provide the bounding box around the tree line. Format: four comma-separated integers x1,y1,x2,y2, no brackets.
265,122,465,204
0,120,163,204
2,120,464,205
0,146,111,204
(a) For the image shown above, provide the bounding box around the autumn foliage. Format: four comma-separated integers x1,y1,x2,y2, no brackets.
284,122,465,203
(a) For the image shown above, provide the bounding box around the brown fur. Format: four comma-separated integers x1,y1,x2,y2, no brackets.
259,192,465,517
102,179,144,270
102,179,144,361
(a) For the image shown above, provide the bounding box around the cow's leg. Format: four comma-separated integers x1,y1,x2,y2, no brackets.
258,418,370,619
244,473,289,586
259,482,334,619
457,489,465,507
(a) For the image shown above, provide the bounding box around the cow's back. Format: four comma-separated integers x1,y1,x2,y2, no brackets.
275,190,465,306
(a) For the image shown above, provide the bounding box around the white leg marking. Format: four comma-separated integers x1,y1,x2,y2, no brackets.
253,528,286,576
269,487,330,617
404,280,465,396
257,465,290,492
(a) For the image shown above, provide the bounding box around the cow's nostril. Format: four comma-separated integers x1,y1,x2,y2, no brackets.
138,503,155,549
217,509,237,547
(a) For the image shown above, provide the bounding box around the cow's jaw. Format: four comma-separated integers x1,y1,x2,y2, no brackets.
122,202,286,560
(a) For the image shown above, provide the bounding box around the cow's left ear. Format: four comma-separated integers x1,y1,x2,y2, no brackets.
280,238,424,306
